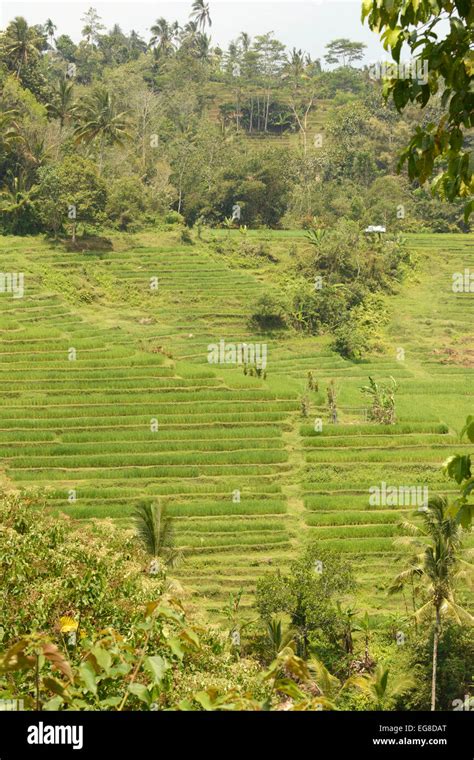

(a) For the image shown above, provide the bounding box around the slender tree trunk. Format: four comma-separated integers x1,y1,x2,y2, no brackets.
411,575,418,634
264,90,271,132
235,86,240,132
431,606,440,711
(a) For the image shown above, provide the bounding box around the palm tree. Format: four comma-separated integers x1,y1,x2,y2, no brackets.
44,18,56,49
4,17,44,76
193,33,211,62
182,20,199,43
354,663,414,710
73,87,130,171
134,501,183,577
191,0,212,31
393,496,473,710
284,48,307,87
47,79,76,128
150,17,176,58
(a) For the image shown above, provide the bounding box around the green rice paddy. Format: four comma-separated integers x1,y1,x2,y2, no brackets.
0,230,472,616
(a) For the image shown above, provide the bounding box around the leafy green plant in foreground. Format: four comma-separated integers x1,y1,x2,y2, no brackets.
443,415,474,527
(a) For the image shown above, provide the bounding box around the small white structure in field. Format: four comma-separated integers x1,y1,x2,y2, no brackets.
364,225,386,234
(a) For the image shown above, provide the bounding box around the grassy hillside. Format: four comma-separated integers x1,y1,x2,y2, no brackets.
0,231,472,618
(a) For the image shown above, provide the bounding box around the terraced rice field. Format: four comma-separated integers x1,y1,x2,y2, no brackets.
0,232,472,617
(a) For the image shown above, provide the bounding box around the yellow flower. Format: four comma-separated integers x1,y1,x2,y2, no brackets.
59,616,78,633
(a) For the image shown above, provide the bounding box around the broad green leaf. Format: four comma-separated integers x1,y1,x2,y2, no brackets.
79,661,98,696
101,696,122,707
443,454,471,484
179,626,200,649
460,416,474,442
128,683,151,705
43,695,64,711
194,690,216,710
91,646,112,674
167,636,185,661
144,655,169,685
177,699,195,711
382,27,402,51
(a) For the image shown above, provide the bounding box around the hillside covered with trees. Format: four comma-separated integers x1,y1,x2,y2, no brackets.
0,3,470,237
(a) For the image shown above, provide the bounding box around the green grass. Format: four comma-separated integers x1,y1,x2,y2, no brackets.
0,230,472,618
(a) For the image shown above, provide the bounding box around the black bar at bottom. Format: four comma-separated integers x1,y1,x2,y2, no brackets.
0,710,471,757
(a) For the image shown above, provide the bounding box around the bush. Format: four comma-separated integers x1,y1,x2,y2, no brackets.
164,210,185,226
249,294,287,331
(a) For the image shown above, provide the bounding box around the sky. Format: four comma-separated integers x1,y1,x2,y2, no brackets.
0,0,388,64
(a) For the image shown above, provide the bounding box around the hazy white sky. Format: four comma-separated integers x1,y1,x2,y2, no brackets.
0,0,387,63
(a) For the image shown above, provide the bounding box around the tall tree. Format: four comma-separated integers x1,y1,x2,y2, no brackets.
2,17,45,76
47,79,76,128
150,18,176,58
394,496,473,710
191,0,212,31
194,33,212,62
254,33,286,132
44,18,56,49
239,32,251,53
324,38,366,67
74,87,130,171
282,48,317,154
80,7,105,45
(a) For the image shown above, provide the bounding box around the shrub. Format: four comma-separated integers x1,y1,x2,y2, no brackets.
249,294,287,331
332,320,370,360
164,210,185,226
